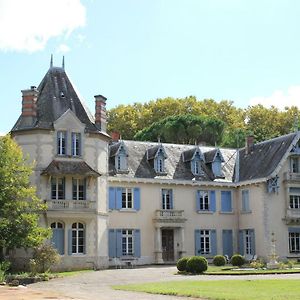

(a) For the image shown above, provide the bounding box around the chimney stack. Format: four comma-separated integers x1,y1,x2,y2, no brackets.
111,131,120,142
94,95,107,132
21,86,38,121
245,135,254,155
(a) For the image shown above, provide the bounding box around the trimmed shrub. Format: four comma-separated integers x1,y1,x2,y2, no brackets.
186,256,208,274
213,255,226,266
177,257,189,272
231,254,245,267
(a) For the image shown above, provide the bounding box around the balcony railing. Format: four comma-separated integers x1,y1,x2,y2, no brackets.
284,172,300,182
154,209,186,223
45,199,96,211
286,208,300,219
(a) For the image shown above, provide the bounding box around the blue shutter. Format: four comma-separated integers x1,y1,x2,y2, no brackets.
108,229,116,258
116,188,122,209
170,190,173,209
68,229,72,255
210,191,216,212
222,230,233,257
250,229,255,255
83,229,86,255
134,229,141,257
196,190,200,211
134,188,141,211
195,229,201,256
221,191,232,212
238,230,244,255
116,229,122,257
109,187,116,210
211,230,217,256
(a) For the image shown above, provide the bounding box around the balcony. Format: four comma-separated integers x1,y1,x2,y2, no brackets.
284,208,300,225
283,172,300,182
45,199,96,211
153,210,186,225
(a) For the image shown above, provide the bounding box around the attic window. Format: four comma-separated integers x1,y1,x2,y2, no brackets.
115,146,128,172
191,152,202,176
154,149,166,174
60,91,65,98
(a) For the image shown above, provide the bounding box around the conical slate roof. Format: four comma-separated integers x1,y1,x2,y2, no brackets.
12,66,105,135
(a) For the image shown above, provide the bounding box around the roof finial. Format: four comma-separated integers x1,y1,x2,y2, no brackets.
50,54,53,68
62,56,65,70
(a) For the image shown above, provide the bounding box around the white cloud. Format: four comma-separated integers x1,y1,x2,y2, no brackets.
56,44,71,54
249,86,300,109
0,0,86,52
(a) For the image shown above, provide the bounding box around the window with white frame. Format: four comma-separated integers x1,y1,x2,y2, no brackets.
122,188,133,209
199,191,209,211
57,131,67,155
71,222,85,254
200,230,210,254
71,132,81,156
72,178,86,200
192,159,200,175
291,157,299,173
154,149,165,173
289,231,300,253
162,189,172,210
116,146,127,171
241,190,250,212
290,195,300,209
51,177,65,200
122,229,133,255
245,229,252,255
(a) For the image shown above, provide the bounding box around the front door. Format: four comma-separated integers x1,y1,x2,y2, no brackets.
162,229,174,262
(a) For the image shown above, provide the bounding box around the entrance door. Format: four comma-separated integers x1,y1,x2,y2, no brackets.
162,229,174,262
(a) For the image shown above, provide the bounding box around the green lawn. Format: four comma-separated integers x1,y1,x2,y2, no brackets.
114,279,300,300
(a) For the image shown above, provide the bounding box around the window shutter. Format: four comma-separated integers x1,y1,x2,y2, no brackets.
170,189,173,209
109,187,116,209
196,190,200,211
71,132,74,156
64,131,67,155
116,188,122,209
250,229,255,255
78,133,81,156
238,230,244,255
222,230,233,257
134,229,141,257
108,229,116,258
134,188,141,211
63,177,66,199
83,178,87,200
68,229,72,255
209,191,216,212
116,229,122,257
57,132,60,154
221,191,232,212
195,229,201,256
211,230,217,256
83,229,86,255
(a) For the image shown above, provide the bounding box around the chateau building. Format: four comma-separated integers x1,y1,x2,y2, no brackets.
10,61,300,270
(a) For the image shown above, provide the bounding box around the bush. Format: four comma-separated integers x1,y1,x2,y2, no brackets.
186,256,208,274
177,257,189,272
213,255,226,266
32,244,60,273
0,260,11,282
231,254,245,267
250,260,264,269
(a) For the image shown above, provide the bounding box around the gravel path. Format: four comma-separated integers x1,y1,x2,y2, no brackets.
2,266,300,300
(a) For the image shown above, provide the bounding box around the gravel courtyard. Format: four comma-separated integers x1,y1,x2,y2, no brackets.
2,266,300,300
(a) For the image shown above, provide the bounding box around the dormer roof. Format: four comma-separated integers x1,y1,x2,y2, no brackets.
182,147,203,162
204,148,225,163
109,141,127,158
146,144,167,160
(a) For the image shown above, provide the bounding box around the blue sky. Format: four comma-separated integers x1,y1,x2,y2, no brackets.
1,0,300,134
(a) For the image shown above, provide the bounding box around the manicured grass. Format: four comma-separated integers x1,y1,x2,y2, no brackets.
56,269,93,277
114,279,300,300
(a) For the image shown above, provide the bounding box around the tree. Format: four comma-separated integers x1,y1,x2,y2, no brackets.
0,135,50,260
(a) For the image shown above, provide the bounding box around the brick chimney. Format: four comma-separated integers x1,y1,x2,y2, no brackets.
111,131,120,142
21,86,38,122
94,95,107,132
245,135,254,155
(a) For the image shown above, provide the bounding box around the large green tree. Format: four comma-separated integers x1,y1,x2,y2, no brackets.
0,135,50,259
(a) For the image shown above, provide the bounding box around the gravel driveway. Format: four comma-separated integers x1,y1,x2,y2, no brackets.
2,266,300,300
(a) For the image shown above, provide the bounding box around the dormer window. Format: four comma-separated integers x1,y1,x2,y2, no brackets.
72,132,81,156
204,148,225,178
57,131,67,155
154,148,166,173
291,157,299,173
116,145,128,172
191,151,202,175
182,147,203,176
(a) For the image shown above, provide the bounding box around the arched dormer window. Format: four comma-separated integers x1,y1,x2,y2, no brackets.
182,147,203,176
154,148,166,173
212,151,223,177
191,151,202,175
116,145,128,172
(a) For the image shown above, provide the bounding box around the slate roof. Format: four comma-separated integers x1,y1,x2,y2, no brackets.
109,140,236,182
11,67,107,136
237,132,298,181
204,149,225,163
41,160,100,177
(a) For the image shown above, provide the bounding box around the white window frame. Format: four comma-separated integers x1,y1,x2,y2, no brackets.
72,178,86,200
200,230,210,254
192,159,200,175
57,131,67,155
122,188,133,209
289,232,300,253
71,132,81,157
122,229,134,256
199,191,209,211
245,229,252,255
51,177,65,200
71,222,85,254
162,189,172,210
291,157,299,173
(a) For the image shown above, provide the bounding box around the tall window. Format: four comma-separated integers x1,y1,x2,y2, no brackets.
116,147,127,171
51,177,65,199
199,191,209,211
122,188,133,209
241,190,250,212
122,229,133,255
72,179,86,200
200,230,210,254
155,149,165,173
290,195,300,209
72,133,81,156
291,157,299,173
162,189,172,210
289,232,300,253
57,131,67,155
245,230,252,255
72,222,85,254
50,222,64,255
192,159,200,175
